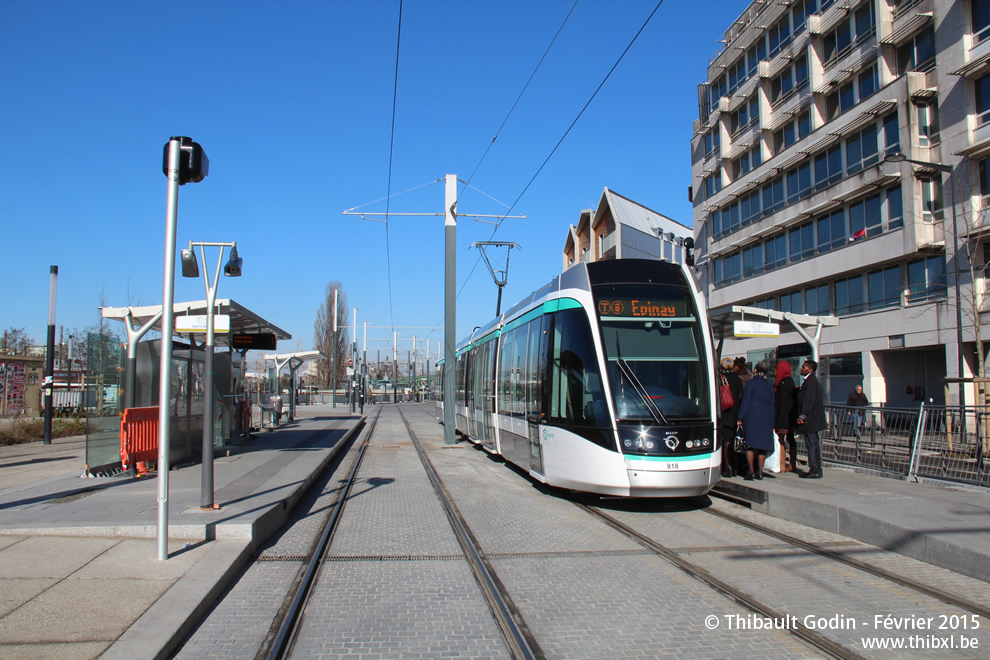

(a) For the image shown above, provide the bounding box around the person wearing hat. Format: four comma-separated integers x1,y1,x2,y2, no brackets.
718,356,745,477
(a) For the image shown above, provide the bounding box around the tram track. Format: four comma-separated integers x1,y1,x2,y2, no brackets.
395,404,544,660
261,404,542,660
262,408,377,660
574,501,866,660
701,505,990,621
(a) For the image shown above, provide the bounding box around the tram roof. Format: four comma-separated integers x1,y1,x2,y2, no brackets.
101,299,292,348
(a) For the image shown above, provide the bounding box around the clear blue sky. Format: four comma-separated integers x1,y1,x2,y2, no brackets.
1,0,747,361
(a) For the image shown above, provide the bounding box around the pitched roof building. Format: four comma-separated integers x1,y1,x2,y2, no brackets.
562,188,692,271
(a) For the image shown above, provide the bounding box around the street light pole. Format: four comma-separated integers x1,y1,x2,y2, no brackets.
886,152,964,406
181,241,241,510
156,136,208,560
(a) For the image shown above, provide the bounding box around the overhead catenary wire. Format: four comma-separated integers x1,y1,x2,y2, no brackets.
383,0,404,340
456,0,581,205
447,0,667,327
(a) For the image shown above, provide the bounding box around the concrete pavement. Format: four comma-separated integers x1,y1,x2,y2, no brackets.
0,403,364,660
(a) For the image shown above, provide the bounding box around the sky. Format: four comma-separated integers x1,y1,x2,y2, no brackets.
1,0,749,365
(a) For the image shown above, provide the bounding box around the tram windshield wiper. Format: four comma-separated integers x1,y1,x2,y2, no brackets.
614,331,667,426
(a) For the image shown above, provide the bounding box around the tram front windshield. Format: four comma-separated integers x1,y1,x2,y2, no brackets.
594,284,710,422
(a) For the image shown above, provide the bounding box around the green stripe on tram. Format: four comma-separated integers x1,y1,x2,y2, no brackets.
458,297,584,353
625,453,713,462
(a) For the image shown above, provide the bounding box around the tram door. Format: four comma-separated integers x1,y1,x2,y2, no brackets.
528,315,548,474
481,341,496,452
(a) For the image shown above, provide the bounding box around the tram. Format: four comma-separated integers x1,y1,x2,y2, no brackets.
436,259,719,497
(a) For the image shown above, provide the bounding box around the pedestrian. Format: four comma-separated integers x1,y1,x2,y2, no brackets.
774,360,799,472
845,384,869,438
797,359,826,479
734,357,753,388
717,357,745,478
272,393,283,426
737,360,776,480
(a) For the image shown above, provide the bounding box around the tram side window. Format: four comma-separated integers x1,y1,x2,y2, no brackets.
549,310,608,428
511,325,530,415
498,329,515,415
526,319,543,417
456,352,466,405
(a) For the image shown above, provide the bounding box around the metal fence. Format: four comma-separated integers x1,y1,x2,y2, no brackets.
816,404,988,487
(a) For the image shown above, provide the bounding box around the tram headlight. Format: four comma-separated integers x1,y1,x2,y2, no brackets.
686,440,694,449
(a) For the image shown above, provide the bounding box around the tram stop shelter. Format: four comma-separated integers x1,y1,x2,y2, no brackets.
262,351,326,422
96,300,291,473
708,305,839,364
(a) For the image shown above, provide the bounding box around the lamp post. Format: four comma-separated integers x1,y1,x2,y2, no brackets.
181,241,242,510
885,152,964,406
157,136,209,561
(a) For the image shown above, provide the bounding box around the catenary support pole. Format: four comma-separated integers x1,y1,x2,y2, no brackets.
443,174,457,445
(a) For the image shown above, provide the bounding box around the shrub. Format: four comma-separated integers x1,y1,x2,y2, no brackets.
0,417,87,446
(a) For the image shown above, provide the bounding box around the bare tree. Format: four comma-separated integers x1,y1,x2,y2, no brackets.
1,328,34,355
313,282,350,389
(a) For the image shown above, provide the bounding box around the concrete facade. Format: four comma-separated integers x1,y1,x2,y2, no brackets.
692,0,990,405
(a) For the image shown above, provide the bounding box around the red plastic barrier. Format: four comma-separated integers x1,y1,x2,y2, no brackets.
120,406,159,475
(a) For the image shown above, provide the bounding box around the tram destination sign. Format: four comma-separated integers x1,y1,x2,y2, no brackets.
597,298,684,318
231,333,277,350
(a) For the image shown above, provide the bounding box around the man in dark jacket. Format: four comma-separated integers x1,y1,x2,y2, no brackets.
718,357,745,477
796,359,826,478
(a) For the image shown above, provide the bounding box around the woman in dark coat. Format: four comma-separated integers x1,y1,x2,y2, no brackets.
774,360,799,472
737,360,776,480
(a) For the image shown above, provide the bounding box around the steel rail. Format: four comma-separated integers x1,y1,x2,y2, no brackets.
703,506,990,620
397,405,543,660
264,409,377,660
576,503,865,660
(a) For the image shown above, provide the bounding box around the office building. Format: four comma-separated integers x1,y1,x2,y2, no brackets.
691,0,990,405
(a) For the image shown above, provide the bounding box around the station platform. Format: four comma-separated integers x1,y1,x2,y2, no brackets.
0,406,988,658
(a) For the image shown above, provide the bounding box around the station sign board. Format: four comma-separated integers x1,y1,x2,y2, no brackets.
231,333,277,350
733,320,780,337
176,314,230,334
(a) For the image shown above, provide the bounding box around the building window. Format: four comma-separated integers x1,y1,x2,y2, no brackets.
780,290,804,314
917,100,940,148
848,192,883,240
921,177,944,222
867,265,901,310
762,176,786,217
789,222,815,262
771,55,809,106
846,124,879,174
887,185,904,230
741,189,762,226
907,256,947,303
976,75,990,127
704,128,721,160
769,14,793,59
786,161,812,204
896,26,936,74
883,112,900,156
835,275,865,315
792,0,815,36
764,233,788,270
817,209,847,253
974,0,990,44
980,159,990,202
805,283,830,315
858,63,879,101
730,96,760,136
742,244,764,277
705,171,722,199
728,57,747,95
815,144,843,190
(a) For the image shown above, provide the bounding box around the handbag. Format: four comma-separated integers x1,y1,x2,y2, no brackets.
719,375,734,412
733,427,747,453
